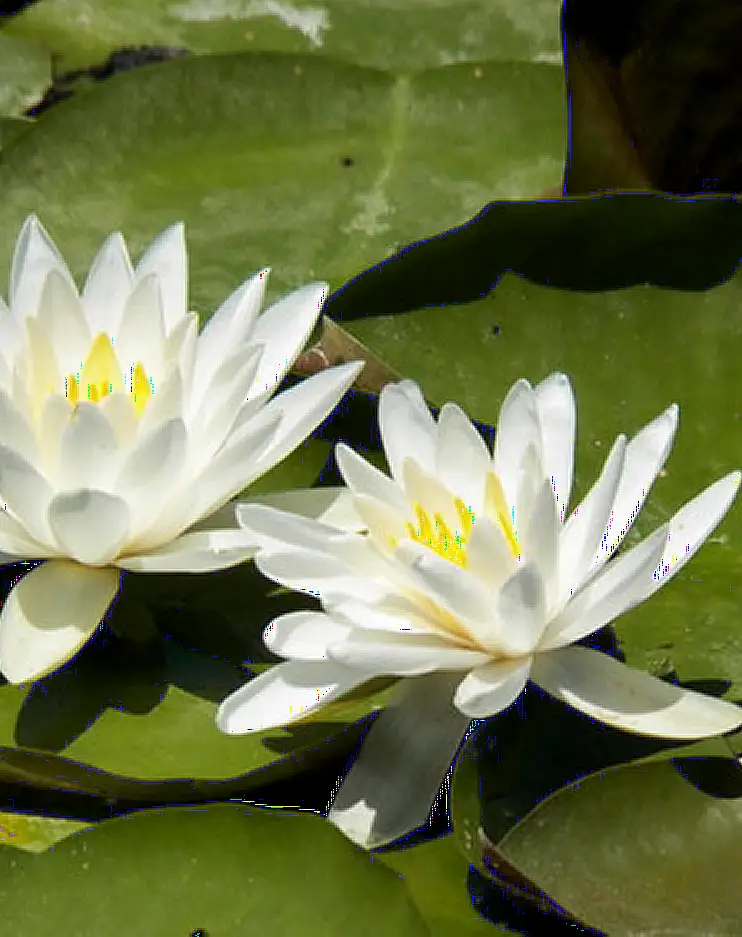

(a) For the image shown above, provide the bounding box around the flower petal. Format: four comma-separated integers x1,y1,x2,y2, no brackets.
521,477,560,606
132,222,187,335
263,609,352,660
0,387,40,471
235,486,366,532
588,403,679,576
192,268,269,406
496,561,547,655
0,559,122,684
215,659,376,734
116,527,258,573
531,645,742,738
257,548,391,604
81,231,134,337
378,380,437,482
9,216,77,322
246,360,364,481
36,270,91,375
327,672,473,848
558,434,626,603
57,401,120,492
0,444,55,547
435,402,491,509
47,489,130,566
453,657,532,718
114,273,165,389
335,442,408,516
248,282,326,396
539,524,668,650
493,378,542,507
328,629,490,674
534,372,575,522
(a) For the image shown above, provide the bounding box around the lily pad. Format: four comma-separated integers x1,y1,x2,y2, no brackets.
0,50,565,312
3,0,563,72
0,812,92,852
0,33,51,117
496,757,742,935
0,802,431,937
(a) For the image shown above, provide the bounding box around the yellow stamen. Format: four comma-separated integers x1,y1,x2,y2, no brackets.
65,332,153,417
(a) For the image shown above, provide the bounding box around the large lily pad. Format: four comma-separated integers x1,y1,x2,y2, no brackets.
0,33,51,116
496,757,742,935
0,802,431,936
2,0,563,72
0,51,565,312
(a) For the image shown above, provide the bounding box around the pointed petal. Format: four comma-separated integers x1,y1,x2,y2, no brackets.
328,672,473,848
215,659,375,734
0,444,55,547
534,372,575,522
36,270,91,375
641,470,741,601
335,442,408,516
132,222,187,334
0,559,122,684
589,403,679,576
81,231,134,336
192,269,268,406
47,489,130,566
116,527,258,573
453,657,532,718
379,381,437,482
558,434,626,602
540,524,668,650
465,515,519,593
114,273,165,388
237,486,366,532
262,609,352,660
522,477,560,602
328,629,490,674
57,401,120,492
256,548,391,604
247,361,364,480
493,378,541,507
532,645,742,738
10,215,76,317
248,282,326,396
435,402,491,509
496,562,547,655
0,387,40,471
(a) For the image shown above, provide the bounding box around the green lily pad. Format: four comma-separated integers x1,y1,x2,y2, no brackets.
0,33,51,117
2,0,563,72
496,758,742,935
0,51,565,312
0,812,92,853
345,268,742,696
377,833,520,936
0,803,431,937
0,116,35,149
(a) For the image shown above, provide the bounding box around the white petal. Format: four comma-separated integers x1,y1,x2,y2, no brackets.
521,477,560,604
0,388,40,471
379,380,437,482
465,515,519,592
215,659,376,734
246,360,364,480
132,223,187,334
493,378,542,507
57,401,120,492
540,524,668,650
256,548,391,604
558,434,626,602
453,657,532,718
234,501,366,557
237,486,366,532
534,372,575,522
496,562,547,655
9,215,77,319
192,269,268,407
116,527,258,573
81,231,134,337
134,366,184,441
0,507,52,558
531,645,742,738
247,282,327,397
0,559,122,684
114,273,165,388
36,270,91,375
47,489,130,566
262,609,353,660
0,445,55,547
326,595,438,635
0,312,22,383
328,672,473,848
335,442,408,516
113,418,188,534
588,403,679,576
328,629,490,674
642,470,741,601
401,457,462,533
435,402,491,508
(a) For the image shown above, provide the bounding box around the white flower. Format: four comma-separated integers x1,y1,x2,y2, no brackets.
220,374,742,848
0,215,363,684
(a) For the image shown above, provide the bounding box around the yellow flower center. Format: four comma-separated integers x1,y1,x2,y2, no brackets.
404,471,520,568
64,332,153,417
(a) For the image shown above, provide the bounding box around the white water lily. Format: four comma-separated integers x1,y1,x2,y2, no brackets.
219,374,742,849
0,215,363,685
